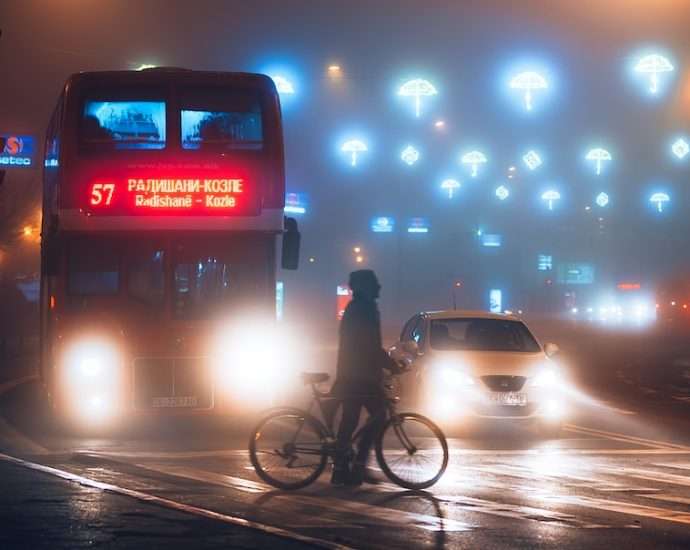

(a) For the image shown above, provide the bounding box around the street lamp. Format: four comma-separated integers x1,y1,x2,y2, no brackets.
452,280,463,310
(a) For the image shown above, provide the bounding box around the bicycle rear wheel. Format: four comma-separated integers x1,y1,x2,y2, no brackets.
376,412,448,490
249,409,328,490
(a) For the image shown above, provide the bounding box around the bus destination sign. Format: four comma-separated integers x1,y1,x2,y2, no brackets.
86,176,258,216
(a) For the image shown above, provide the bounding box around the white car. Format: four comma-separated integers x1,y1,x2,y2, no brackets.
390,310,566,432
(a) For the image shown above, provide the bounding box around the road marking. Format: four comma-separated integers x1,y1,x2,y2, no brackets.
538,493,690,526
464,463,659,494
436,494,618,529
565,424,690,450
0,452,353,550
600,465,690,489
126,460,473,532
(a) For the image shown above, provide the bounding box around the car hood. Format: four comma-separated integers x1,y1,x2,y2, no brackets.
423,350,547,377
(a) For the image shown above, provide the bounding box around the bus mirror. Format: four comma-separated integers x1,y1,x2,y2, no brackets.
281,217,300,270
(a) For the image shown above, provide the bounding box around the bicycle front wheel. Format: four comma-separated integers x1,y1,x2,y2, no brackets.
249,409,328,490
376,412,449,490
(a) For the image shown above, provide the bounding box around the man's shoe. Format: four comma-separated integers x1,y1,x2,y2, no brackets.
331,467,349,486
346,463,381,486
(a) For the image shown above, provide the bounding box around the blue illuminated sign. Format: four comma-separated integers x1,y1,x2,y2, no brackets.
522,150,542,170
370,216,395,233
509,71,548,111
672,138,689,160
489,289,503,313
482,234,502,247
649,192,670,212
341,139,368,167
585,148,612,176
398,79,438,118
595,192,609,208
461,150,487,178
538,254,553,271
557,263,594,285
634,53,674,95
400,145,420,166
495,185,510,201
0,134,35,168
284,192,308,215
407,217,429,233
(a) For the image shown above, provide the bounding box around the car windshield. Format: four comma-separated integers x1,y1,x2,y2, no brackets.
429,318,541,352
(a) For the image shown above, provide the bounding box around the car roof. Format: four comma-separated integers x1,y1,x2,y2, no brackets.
420,310,522,322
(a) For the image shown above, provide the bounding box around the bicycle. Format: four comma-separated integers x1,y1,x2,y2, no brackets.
248,371,449,490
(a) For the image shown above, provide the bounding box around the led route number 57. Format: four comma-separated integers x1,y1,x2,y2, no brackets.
90,182,115,206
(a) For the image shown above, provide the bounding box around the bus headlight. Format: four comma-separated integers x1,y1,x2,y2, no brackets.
66,340,120,382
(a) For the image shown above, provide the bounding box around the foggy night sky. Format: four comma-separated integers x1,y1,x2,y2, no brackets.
1,0,689,323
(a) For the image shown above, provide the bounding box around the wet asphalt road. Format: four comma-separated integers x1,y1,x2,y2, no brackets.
1,325,690,549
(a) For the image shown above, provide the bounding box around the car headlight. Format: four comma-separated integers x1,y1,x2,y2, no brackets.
531,367,558,388
433,363,475,387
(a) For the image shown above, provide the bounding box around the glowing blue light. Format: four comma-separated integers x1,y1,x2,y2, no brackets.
441,178,461,198
400,145,420,166
538,254,553,271
634,53,674,95
482,234,502,247
595,192,609,208
541,189,561,210
495,185,510,201
523,150,542,171
371,216,395,233
585,148,612,176
276,281,284,321
407,217,430,234
672,138,689,160
489,289,503,313
509,71,548,111
398,79,438,118
649,192,670,212
341,139,368,167
270,75,295,95
284,192,308,215
461,151,487,178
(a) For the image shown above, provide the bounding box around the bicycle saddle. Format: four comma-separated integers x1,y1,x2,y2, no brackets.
300,372,330,384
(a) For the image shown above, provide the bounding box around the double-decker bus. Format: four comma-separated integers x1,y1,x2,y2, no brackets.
40,68,300,426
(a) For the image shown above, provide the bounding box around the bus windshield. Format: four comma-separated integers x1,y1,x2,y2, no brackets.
180,88,263,150
82,100,166,150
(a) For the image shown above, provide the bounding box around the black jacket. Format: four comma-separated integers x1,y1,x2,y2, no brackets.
331,295,396,398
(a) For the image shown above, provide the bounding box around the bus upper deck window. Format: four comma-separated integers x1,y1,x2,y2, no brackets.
82,100,166,150
180,88,262,150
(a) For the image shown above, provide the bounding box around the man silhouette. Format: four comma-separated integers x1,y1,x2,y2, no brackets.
331,269,400,486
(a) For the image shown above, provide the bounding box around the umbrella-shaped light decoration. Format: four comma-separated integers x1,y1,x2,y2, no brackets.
398,78,438,118
541,189,561,210
671,138,689,160
650,192,670,212
595,192,609,208
341,139,368,167
509,71,548,111
523,150,543,171
441,179,461,198
495,185,510,201
270,75,295,95
400,145,420,166
585,148,612,176
461,150,487,177
634,54,674,95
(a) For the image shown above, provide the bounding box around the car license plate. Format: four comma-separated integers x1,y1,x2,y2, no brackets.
152,396,198,408
488,392,527,406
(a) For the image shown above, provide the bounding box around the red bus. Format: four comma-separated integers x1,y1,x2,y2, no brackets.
40,68,299,426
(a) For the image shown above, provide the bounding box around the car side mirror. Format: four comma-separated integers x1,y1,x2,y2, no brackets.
402,340,419,355
281,217,300,270
544,342,559,357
